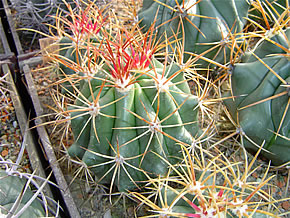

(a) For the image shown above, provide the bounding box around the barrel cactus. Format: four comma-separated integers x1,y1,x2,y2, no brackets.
224,28,290,165
138,0,250,66
0,170,45,218
56,26,201,191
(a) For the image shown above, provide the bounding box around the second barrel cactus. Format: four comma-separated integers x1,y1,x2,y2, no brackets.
224,28,290,165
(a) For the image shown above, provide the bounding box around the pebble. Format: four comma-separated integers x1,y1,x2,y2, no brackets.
282,201,290,210
0,89,27,169
1,149,8,157
13,120,18,128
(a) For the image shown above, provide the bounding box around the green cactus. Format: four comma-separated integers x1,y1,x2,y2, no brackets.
224,28,290,165
61,27,201,191
138,0,250,66
155,188,273,217
0,170,45,218
57,36,83,93
67,61,200,191
249,0,288,27
57,36,103,93
131,145,278,217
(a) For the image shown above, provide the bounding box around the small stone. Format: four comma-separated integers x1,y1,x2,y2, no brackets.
1,149,8,157
13,121,18,128
252,172,258,179
281,201,290,210
277,180,284,189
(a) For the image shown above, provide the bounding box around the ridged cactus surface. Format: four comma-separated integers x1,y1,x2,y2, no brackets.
0,170,45,218
67,57,200,191
138,0,250,66
50,8,202,190
224,28,290,165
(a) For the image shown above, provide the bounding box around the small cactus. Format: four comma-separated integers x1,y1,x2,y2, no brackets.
0,128,54,217
131,145,280,217
54,2,105,93
0,170,46,218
